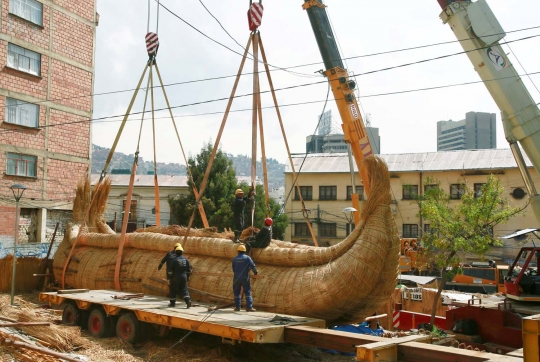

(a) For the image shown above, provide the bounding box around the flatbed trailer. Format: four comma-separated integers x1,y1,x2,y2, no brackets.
38,289,325,344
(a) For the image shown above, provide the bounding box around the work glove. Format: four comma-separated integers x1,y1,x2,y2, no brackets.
158,264,163,271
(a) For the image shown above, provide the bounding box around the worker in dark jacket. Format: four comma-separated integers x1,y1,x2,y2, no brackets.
168,245,192,308
246,217,272,252
233,188,254,243
232,244,258,311
158,242,182,281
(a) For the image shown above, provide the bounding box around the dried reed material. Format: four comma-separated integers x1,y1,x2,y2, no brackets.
54,156,399,322
0,295,90,353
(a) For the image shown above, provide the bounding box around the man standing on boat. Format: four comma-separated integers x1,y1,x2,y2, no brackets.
158,242,182,281
246,217,272,252
233,188,255,243
169,245,192,308
232,244,258,312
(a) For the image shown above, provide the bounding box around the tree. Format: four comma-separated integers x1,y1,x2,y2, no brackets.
169,142,237,228
417,175,521,329
169,142,288,236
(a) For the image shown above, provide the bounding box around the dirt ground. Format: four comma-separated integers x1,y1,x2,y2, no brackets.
0,293,356,362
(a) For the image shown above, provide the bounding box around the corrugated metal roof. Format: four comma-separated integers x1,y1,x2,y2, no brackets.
285,148,532,173
91,174,189,187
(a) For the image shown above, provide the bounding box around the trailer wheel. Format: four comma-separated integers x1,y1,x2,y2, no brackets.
116,312,140,344
88,308,110,338
61,303,81,326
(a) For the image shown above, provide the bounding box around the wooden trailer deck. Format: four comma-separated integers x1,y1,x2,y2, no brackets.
38,290,325,343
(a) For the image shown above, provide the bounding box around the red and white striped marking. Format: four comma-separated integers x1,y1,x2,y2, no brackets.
248,2,264,31
392,310,400,329
145,32,159,54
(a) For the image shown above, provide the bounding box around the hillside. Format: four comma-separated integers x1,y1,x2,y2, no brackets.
91,145,285,188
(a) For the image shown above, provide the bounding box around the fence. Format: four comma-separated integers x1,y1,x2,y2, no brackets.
0,256,52,293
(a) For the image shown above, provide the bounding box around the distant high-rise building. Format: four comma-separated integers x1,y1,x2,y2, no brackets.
306,110,380,154
437,111,496,151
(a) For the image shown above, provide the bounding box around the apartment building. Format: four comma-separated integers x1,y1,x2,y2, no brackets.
437,111,496,151
0,0,97,247
284,149,537,263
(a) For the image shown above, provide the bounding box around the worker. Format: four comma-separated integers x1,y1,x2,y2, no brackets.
233,188,254,243
168,245,192,308
232,244,258,312
246,217,273,252
158,242,182,281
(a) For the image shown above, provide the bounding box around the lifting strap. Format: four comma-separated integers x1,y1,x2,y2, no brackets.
183,35,253,241
153,63,209,227
259,34,318,245
149,65,161,226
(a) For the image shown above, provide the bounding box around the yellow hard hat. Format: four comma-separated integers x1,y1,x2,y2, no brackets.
175,245,184,251
174,243,182,248
235,189,244,195
237,244,246,252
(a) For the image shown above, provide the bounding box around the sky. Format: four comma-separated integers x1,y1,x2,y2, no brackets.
92,0,540,165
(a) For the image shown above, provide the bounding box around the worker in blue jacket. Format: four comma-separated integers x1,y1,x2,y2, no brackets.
158,242,182,281
232,244,258,312
169,245,192,308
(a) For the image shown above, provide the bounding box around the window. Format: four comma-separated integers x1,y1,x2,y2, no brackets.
424,223,438,236
294,186,312,201
402,185,418,200
450,184,466,200
9,0,43,26
319,223,336,237
474,183,485,198
403,224,418,238
319,186,337,200
346,223,354,236
122,200,137,221
346,185,364,201
7,43,41,76
294,222,311,237
6,152,36,177
424,184,438,193
5,98,39,127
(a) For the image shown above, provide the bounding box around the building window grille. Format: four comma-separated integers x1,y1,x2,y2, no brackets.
319,223,336,237
5,98,38,127
6,152,36,177
346,186,364,201
294,186,312,201
403,224,418,238
474,183,485,198
9,0,43,26
122,200,138,221
7,43,41,76
294,223,311,237
319,186,337,200
402,185,418,200
450,184,466,200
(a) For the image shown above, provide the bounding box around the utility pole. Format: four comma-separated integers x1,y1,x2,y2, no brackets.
317,204,321,245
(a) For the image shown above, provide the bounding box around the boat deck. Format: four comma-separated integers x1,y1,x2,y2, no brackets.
39,290,325,343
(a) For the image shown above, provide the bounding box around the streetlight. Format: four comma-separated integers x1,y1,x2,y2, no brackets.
10,184,26,306
343,207,357,236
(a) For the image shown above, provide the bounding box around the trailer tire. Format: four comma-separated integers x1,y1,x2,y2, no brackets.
61,303,81,326
88,308,110,338
116,312,140,344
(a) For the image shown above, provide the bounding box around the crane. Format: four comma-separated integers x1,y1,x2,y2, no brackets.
436,0,540,302
302,0,374,225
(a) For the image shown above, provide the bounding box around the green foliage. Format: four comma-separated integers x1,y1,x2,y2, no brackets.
417,174,522,327
168,142,288,237
418,175,520,271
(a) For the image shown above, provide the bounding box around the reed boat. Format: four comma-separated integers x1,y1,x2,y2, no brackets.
53,156,400,323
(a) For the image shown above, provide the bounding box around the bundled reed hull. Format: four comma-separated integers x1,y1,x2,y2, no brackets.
53,157,400,323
